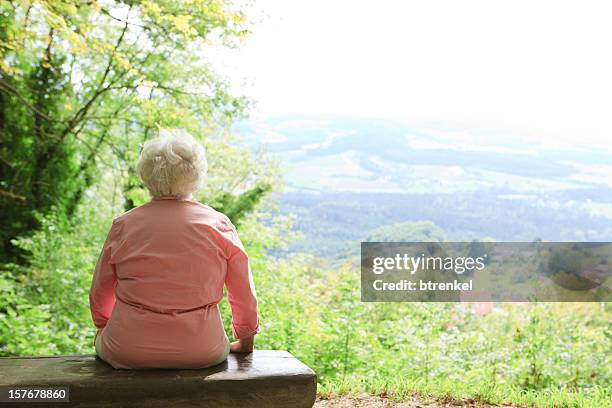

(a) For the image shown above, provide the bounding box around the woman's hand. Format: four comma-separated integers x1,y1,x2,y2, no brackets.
93,329,101,347
230,335,254,353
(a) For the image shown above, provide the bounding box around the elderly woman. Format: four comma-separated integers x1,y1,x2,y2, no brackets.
89,129,260,369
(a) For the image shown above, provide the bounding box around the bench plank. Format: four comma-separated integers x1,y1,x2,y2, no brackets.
0,350,316,408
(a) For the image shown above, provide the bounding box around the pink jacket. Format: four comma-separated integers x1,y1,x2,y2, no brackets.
89,196,260,369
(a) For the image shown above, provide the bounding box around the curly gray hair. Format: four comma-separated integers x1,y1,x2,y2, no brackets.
137,128,208,197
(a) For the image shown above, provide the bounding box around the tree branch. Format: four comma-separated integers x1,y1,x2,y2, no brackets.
60,5,132,140
0,78,62,123
0,188,26,203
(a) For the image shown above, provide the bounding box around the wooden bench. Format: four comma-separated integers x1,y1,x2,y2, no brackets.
0,350,316,407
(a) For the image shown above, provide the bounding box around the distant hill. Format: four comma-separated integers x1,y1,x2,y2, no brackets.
276,189,612,258
234,116,612,258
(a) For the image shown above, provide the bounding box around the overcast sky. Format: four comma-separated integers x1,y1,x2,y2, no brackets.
213,0,611,147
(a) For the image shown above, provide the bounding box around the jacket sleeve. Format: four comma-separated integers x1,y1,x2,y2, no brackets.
222,219,261,339
89,219,120,329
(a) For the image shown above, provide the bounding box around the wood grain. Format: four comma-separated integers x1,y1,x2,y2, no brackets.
0,350,317,408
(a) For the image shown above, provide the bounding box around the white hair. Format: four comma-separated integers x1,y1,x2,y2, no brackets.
137,128,208,198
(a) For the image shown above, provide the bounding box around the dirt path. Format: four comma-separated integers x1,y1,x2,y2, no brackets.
315,395,502,407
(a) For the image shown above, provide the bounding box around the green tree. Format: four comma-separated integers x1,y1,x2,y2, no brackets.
364,220,447,242
0,0,274,262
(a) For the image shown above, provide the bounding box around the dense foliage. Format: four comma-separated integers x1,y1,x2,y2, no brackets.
0,0,273,262
1,198,609,407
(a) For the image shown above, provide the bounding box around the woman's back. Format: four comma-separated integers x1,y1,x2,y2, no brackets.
90,196,260,369
114,197,230,312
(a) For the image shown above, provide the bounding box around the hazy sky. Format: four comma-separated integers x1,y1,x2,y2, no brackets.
214,0,611,146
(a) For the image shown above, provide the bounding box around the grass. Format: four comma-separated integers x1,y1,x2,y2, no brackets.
318,377,611,408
